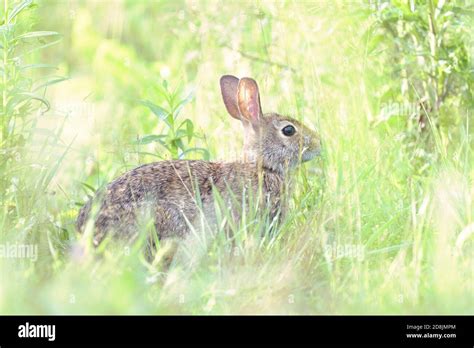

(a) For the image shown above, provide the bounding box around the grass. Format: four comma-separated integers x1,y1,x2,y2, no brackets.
0,1,472,314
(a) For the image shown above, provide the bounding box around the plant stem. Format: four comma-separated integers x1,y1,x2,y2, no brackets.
2,0,9,145
428,0,440,114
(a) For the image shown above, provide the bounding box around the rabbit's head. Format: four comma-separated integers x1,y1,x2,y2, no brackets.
220,75,321,174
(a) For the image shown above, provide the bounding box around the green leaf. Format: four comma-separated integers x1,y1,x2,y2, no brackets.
178,119,195,142
15,31,60,40
33,76,69,91
173,128,194,142
173,90,195,117
19,38,62,57
140,100,171,127
8,0,33,23
81,182,97,194
133,134,167,145
19,63,58,71
185,120,194,142
7,92,51,113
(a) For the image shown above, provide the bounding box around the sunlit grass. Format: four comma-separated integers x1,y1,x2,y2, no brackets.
0,1,472,314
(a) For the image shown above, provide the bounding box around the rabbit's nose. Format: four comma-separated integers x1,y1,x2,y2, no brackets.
307,135,321,152
315,137,322,149
304,134,318,147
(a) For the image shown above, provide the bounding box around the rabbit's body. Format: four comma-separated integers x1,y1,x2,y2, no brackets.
76,159,284,244
76,75,321,247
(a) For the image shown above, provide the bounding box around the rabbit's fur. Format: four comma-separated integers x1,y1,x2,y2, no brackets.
76,75,321,247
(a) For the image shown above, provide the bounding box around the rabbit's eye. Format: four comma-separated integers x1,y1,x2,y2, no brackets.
282,125,296,136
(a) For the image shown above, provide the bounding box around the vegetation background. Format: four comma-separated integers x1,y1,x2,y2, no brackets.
0,0,472,314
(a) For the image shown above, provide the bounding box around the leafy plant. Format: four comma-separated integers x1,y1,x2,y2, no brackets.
368,0,473,140
0,0,65,199
136,80,209,160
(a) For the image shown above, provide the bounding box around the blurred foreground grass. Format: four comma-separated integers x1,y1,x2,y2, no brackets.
0,0,472,314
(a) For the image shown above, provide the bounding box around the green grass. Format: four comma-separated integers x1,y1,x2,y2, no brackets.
0,0,472,314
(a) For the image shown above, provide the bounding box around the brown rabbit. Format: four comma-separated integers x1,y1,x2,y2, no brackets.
76,75,321,247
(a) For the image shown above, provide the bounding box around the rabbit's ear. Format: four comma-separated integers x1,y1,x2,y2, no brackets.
237,77,262,125
220,75,241,120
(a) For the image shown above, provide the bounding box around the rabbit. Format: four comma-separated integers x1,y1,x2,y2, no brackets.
76,75,321,248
